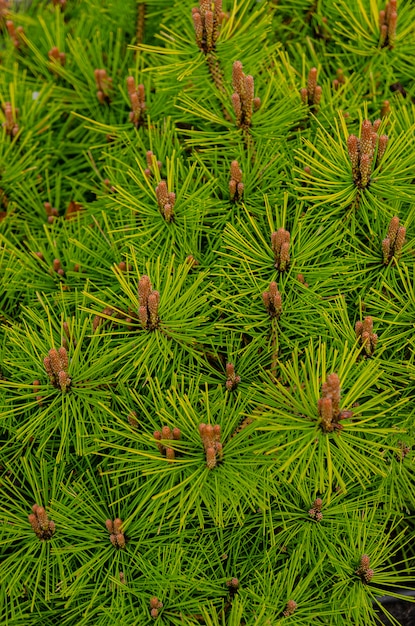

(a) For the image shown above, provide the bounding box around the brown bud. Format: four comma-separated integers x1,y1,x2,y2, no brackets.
163,204,174,222
113,518,122,533
326,373,340,404
204,424,213,441
361,554,370,569
394,227,406,257
229,178,237,201
206,446,216,469
272,290,282,317
279,241,290,271
359,153,371,188
388,11,397,48
148,290,160,325
213,424,221,440
231,93,242,125
28,513,40,532
58,346,68,370
166,447,175,461
253,96,261,111
361,331,371,354
205,10,214,50
232,61,244,95
314,498,323,510
319,397,333,428
192,10,203,48
387,216,400,244
139,306,148,329
365,568,374,582
307,67,317,103
161,425,172,440
138,276,152,308
269,281,278,297
381,100,390,117
36,506,48,530
58,370,71,392
48,349,61,375
382,238,391,264
156,180,168,208
376,134,388,165
283,600,297,617
362,316,373,334
44,357,54,382
126,75,135,95
226,362,235,378
216,441,223,461
63,322,70,340
230,160,242,183
313,85,322,107
146,150,154,168
128,411,138,428
360,120,373,155
336,68,345,84
105,519,114,533
372,119,381,134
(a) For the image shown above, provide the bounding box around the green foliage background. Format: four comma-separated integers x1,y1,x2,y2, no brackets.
0,0,414,624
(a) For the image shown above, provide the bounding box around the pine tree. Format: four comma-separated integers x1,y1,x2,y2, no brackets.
0,1,415,624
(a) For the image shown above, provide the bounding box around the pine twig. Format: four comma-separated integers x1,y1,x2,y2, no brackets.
136,2,146,46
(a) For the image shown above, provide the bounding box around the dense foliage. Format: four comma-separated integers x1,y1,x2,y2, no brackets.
0,0,414,624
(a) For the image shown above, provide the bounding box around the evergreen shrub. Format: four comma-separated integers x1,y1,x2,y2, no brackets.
0,0,414,624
